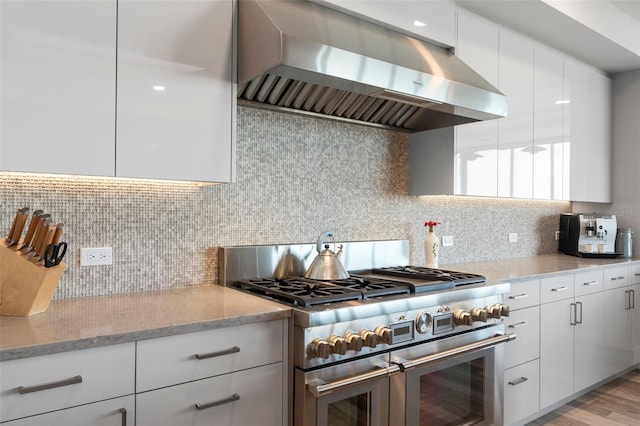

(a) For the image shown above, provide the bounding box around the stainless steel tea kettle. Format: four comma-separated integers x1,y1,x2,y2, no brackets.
304,231,349,280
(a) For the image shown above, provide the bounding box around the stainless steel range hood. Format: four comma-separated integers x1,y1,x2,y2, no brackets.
237,0,507,132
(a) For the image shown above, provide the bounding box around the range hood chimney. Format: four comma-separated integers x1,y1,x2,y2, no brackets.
237,0,507,132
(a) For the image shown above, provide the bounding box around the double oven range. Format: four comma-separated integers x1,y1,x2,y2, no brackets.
222,240,514,426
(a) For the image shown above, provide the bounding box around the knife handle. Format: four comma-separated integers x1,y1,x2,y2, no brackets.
52,223,64,245
30,217,51,256
9,211,29,245
20,211,43,250
36,225,57,260
6,208,19,242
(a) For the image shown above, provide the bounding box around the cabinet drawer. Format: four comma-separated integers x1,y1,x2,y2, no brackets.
540,275,575,303
504,306,540,369
506,279,540,310
136,362,283,426
574,269,604,296
603,266,629,290
136,320,284,392
2,395,134,426
0,343,134,422
504,359,540,426
630,263,640,285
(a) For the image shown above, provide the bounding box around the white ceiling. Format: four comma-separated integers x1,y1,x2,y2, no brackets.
456,0,640,74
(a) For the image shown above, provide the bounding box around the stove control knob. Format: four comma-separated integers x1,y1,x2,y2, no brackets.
374,326,392,345
307,338,331,360
485,304,502,319
470,307,488,323
453,310,473,326
499,304,510,317
328,335,348,355
359,329,378,348
344,331,364,352
415,311,432,334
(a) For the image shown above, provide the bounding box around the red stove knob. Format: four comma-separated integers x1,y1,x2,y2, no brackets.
454,310,473,326
307,338,331,360
344,331,364,352
470,307,488,322
359,329,378,348
328,335,348,355
374,326,392,345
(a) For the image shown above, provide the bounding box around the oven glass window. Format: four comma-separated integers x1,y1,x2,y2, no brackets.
418,358,485,425
327,393,370,426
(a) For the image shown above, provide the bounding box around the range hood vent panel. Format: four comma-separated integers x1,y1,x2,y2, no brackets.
238,0,508,132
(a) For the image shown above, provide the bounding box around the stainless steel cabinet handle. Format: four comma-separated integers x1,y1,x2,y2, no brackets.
631,290,636,309
195,393,240,410
509,294,529,300
508,377,528,386
583,280,598,286
611,276,625,281
508,321,527,329
625,290,631,310
195,346,240,360
570,303,577,326
551,286,567,292
576,301,583,324
399,333,516,371
18,375,82,394
119,408,127,426
308,364,401,397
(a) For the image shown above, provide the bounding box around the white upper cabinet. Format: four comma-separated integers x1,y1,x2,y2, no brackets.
532,44,565,200
116,0,235,182
311,0,456,48
455,10,499,197
565,58,612,202
497,29,534,198
0,0,116,176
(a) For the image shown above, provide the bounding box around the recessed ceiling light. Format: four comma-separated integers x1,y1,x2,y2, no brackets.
555,99,570,104
413,20,426,27
152,85,166,92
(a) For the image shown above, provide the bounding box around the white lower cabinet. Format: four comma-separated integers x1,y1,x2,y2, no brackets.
136,363,283,426
2,396,134,426
503,359,540,426
0,343,135,423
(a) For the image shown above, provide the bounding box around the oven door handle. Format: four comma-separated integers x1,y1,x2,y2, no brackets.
307,364,401,397
399,333,516,371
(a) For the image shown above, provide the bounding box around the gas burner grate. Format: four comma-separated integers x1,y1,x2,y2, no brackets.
372,266,486,287
235,278,362,307
342,275,411,299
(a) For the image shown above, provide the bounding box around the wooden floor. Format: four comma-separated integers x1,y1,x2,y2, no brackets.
527,369,640,425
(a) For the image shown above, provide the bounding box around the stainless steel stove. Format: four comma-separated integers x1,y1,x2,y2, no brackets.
221,240,514,426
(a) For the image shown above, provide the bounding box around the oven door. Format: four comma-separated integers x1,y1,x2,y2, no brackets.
295,354,399,426
390,326,514,426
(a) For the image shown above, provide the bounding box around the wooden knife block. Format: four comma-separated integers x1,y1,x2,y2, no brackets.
0,241,65,316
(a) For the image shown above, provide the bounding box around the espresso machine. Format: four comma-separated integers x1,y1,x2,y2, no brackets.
558,213,619,258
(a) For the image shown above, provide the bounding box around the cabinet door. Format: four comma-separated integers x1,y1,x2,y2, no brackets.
136,363,283,426
586,69,611,202
574,292,607,391
4,396,134,426
311,0,456,48
116,0,234,182
540,299,574,409
631,283,640,364
504,306,539,369
598,287,632,375
455,10,498,197
497,29,534,198
532,44,564,200
564,57,590,202
0,0,116,176
503,359,540,426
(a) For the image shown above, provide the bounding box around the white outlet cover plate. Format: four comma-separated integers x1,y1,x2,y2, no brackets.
80,247,113,266
509,233,518,243
442,236,454,247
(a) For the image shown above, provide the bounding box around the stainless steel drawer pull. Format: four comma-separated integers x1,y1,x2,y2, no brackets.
308,364,401,397
508,377,528,386
195,346,240,360
119,408,127,426
18,375,83,394
508,321,526,329
635,273,640,277
583,280,598,286
551,286,567,292
195,393,240,410
611,276,625,281
509,294,529,300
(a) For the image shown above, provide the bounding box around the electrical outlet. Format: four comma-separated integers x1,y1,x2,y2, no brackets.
80,247,113,266
442,235,454,247
509,233,518,243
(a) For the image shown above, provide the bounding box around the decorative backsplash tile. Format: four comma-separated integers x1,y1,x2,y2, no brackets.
0,106,570,299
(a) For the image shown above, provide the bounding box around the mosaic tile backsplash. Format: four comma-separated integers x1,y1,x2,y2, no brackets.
1,106,570,299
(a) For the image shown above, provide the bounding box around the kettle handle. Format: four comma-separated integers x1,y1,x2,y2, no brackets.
317,231,335,253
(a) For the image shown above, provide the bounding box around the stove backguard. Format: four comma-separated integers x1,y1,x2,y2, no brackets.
221,240,409,286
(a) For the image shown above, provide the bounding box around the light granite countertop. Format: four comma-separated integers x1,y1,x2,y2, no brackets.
445,253,639,284
0,285,290,361
1,254,637,362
